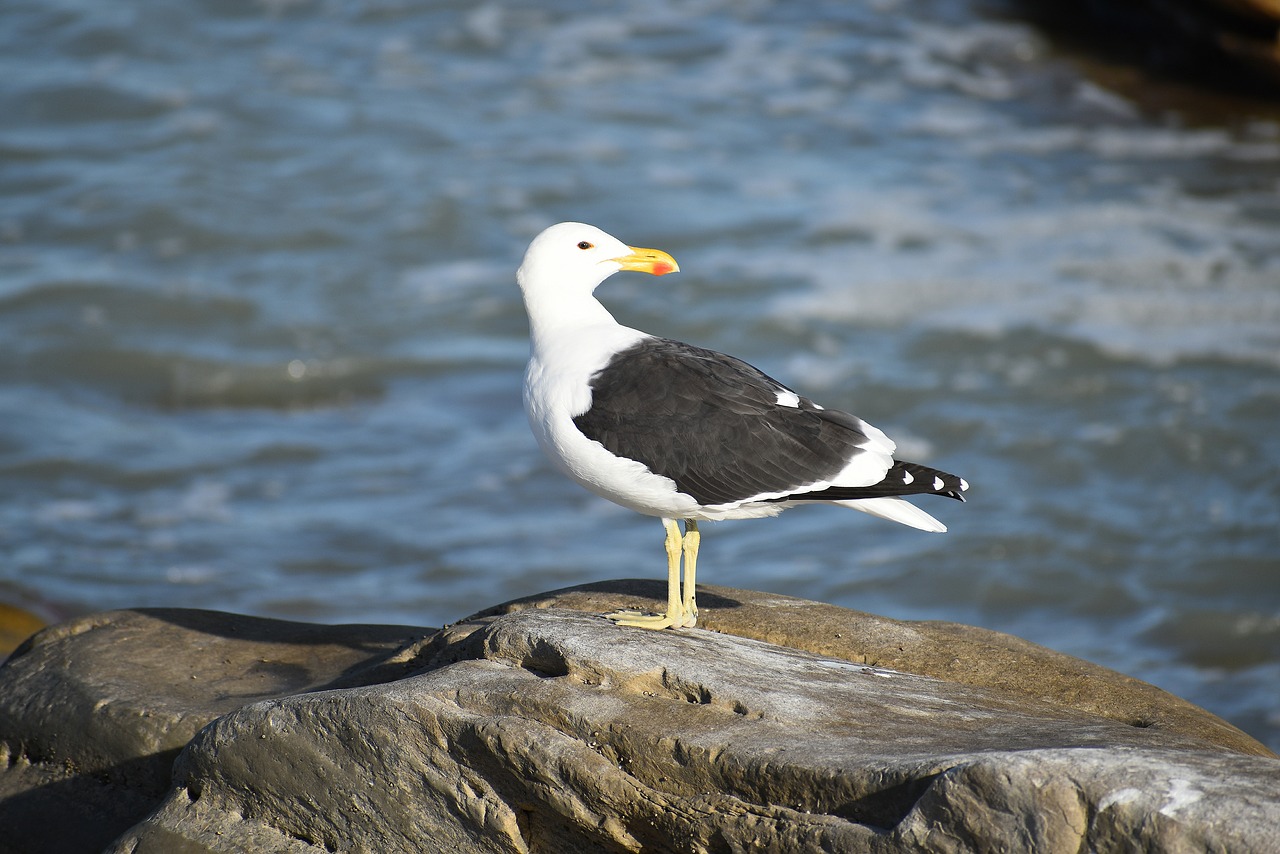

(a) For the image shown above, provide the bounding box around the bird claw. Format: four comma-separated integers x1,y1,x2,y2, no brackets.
604,608,694,630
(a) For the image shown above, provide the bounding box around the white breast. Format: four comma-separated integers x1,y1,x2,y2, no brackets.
523,325,703,519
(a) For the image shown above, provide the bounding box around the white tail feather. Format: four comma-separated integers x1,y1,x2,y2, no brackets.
835,497,947,533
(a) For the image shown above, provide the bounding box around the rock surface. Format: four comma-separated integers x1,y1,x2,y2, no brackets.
1,581,1277,853
0,609,427,854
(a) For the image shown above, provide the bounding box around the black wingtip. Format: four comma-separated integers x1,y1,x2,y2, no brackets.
772,463,970,505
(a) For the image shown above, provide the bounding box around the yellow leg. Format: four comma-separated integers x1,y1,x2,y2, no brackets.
606,518,686,630
680,520,699,627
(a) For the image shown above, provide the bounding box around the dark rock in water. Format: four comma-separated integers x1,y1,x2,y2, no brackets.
1,582,1277,853
1010,0,1280,93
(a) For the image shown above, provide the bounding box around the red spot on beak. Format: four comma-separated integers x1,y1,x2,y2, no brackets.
651,262,674,276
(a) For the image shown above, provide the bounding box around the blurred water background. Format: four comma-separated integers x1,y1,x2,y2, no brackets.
2,0,1278,750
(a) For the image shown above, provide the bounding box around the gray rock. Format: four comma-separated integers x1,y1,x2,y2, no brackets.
1,583,1278,853
0,609,426,854
477,580,1274,757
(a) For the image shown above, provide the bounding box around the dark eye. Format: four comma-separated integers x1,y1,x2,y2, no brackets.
577,241,593,250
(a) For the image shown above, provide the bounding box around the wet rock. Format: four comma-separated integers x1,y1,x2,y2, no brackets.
1,584,1277,853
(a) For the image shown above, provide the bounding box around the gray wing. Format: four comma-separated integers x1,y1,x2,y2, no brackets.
572,337,885,506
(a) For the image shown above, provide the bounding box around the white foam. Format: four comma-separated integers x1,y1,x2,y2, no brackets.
762,185,1280,368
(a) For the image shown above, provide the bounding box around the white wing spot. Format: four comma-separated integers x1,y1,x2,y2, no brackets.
933,476,944,491
959,478,969,491
902,471,914,484
775,390,801,408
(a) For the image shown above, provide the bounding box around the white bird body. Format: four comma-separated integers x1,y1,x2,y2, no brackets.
517,222,968,628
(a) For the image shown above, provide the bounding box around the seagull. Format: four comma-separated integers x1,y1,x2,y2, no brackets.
518,222,968,630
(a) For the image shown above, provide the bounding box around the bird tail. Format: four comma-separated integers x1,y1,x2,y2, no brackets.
788,462,969,503
834,497,948,533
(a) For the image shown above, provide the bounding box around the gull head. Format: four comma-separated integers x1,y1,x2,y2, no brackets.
517,222,679,303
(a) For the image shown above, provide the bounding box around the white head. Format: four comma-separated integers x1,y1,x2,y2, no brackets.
517,222,679,307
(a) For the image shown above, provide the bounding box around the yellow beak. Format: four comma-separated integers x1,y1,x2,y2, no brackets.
616,246,680,277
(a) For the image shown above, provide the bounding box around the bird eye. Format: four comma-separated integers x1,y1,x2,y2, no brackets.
577,241,593,250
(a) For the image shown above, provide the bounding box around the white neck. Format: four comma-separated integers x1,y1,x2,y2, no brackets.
524,291,619,356
518,255,624,356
